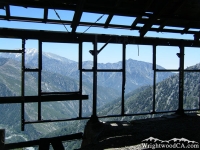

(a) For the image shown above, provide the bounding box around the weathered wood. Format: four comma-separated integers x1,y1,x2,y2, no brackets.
39,138,49,150
0,28,200,47
51,140,65,150
0,129,5,150
0,94,88,104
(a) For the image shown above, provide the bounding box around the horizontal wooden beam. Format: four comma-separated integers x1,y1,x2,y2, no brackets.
24,117,90,124
1,0,200,32
0,15,200,35
0,0,145,18
82,69,123,72
0,28,199,47
0,94,88,103
0,49,22,53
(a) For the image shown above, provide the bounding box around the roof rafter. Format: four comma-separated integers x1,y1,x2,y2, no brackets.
158,0,187,32
194,32,200,41
130,0,154,30
181,22,193,34
0,0,199,38
71,0,85,34
104,14,113,28
0,15,199,35
182,26,190,34
104,0,121,28
43,8,48,23
181,10,200,34
1,28,200,47
5,5,10,20
0,4,4,9
139,1,171,37
131,17,141,30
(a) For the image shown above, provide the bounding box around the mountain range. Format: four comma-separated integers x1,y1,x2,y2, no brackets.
1,49,195,148
0,49,172,92
0,56,118,143
98,63,200,121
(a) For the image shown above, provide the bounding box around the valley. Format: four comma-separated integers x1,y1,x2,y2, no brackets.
0,49,199,149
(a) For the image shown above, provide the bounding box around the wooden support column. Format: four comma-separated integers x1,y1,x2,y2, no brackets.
121,42,126,115
21,39,25,131
176,45,185,115
38,40,42,121
91,35,98,122
79,41,83,118
152,44,156,113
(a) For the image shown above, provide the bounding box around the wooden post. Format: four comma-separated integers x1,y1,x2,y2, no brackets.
176,45,185,115
91,35,98,122
0,129,5,150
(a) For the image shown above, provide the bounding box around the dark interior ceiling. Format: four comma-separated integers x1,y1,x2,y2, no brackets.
0,0,200,38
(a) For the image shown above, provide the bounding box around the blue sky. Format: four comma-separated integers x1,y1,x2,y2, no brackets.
0,6,200,69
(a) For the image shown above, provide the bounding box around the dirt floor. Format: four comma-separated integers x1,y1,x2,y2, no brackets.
80,113,200,150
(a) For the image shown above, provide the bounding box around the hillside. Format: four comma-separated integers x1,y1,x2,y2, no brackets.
37,64,200,149
0,58,118,143
0,49,173,92
0,50,174,146
98,63,200,119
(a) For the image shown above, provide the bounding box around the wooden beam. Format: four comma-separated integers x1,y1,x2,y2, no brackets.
39,139,49,150
71,0,85,34
158,0,187,31
104,0,121,28
104,14,113,28
5,5,10,20
158,19,168,31
173,0,187,15
194,32,200,41
51,140,65,150
0,49,22,53
0,94,88,103
181,11,200,34
0,129,5,150
139,1,170,37
0,28,200,47
131,17,141,30
130,0,154,30
0,4,4,9
0,14,200,33
182,26,190,34
43,8,48,23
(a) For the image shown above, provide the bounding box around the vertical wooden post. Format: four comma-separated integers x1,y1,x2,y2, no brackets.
152,44,156,113
121,42,126,115
177,45,185,115
21,39,25,131
38,40,42,121
92,35,98,120
0,129,5,149
79,41,83,118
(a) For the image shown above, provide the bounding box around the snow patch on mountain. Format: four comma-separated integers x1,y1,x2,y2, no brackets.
0,48,76,64
0,48,173,92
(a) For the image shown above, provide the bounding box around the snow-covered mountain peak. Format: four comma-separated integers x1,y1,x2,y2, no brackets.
42,51,76,64
25,48,38,56
0,48,77,64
